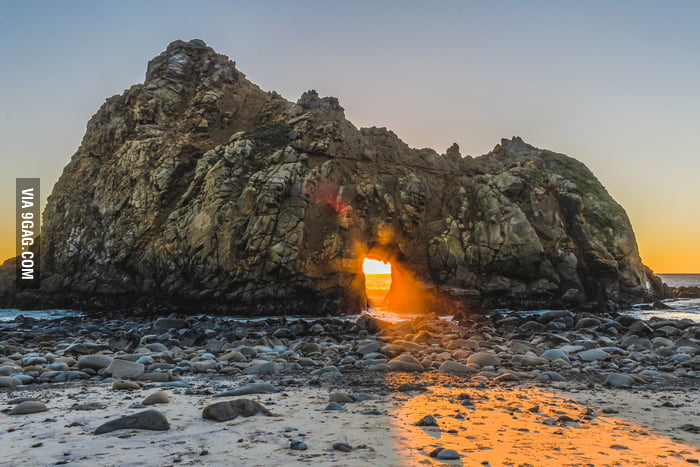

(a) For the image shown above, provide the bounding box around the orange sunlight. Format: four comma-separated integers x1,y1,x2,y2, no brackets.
387,375,700,465
363,258,391,275
363,258,392,310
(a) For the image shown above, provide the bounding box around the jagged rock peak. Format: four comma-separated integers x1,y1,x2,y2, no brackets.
445,143,461,158
490,136,535,156
296,89,344,115
145,39,241,84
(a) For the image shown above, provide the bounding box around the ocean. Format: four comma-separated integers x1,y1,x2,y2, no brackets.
629,273,700,322
658,274,700,289
1,274,699,323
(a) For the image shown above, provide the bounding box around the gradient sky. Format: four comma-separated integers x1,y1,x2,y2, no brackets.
1,1,698,272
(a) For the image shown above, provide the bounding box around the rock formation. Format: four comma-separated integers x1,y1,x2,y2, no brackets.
0,39,668,315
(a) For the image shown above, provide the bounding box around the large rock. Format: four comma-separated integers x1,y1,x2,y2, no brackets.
94,410,170,434
0,39,668,314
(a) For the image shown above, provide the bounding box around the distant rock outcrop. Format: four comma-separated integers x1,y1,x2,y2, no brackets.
0,40,668,314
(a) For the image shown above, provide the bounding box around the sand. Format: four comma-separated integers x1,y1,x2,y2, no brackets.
3,374,700,466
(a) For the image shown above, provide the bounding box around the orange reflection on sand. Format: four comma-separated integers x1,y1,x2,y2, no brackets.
387,375,700,466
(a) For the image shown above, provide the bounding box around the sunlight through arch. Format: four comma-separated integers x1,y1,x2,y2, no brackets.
363,258,391,275
362,258,392,309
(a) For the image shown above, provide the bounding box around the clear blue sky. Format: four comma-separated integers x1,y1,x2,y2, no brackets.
1,0,699,271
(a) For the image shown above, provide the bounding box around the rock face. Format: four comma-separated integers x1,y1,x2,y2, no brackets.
0,39,668,314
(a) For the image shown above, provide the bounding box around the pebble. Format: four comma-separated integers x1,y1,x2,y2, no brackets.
415,414,439,427
142,391,170,405
332,442,352,452
219,350,247,362
604,373,636,388
70,402,107,411
397,383,428,392
112,380,141,390
540,349,569,362
538,371,567,382
0,376,22,388
437,449,461,460
77,355,113,370
388,355,424,372
202,399,272,422
468,352,500,367
439,361,477,375
325,402,345,411
576,348,610,361
290,440,307,450
242,362,279,376
10,401,48,415
214,382,275,397
106,359,145,379
329,392,355,403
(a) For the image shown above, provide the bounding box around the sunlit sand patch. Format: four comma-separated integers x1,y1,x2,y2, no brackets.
386,374,700,466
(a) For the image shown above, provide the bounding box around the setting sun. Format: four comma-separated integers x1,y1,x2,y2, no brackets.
363,258,391,275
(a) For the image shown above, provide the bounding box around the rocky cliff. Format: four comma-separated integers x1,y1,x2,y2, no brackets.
0,40,668,314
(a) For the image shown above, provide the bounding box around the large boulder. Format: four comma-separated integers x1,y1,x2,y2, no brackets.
0,39,668,314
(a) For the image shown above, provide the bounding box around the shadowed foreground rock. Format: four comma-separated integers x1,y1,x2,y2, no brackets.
94,409,170,434
0,39,669,314
202,399,272,422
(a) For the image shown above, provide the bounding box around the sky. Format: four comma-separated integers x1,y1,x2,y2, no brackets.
1,0,699,273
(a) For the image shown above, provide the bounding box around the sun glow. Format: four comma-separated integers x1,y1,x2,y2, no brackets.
362,258,391,275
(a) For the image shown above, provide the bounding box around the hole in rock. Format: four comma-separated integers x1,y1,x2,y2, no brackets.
362,258,392,310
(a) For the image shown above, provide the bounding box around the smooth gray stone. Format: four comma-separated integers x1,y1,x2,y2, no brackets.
437,449,461,460
576,348,610,361
604,373,636,388
467,352,501,367
0,376,22,388
538,371,567,382
242,362,279,376
540,349,570,362
10,401,48,415
77,355,113,370
438,361,477,375
106,359,145,379
37,371,89,383
214,382,275,397
202,399,272,422
329,392,355,403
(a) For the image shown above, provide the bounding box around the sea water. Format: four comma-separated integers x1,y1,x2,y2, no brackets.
1,275,699,323
0,308,83,322
628,273,700,322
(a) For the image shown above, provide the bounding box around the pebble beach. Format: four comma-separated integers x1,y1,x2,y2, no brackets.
2,305,700,465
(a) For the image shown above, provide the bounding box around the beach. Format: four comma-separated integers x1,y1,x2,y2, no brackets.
2,304,700,465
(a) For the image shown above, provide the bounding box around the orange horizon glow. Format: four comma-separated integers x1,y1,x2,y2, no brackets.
0,240,698,274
